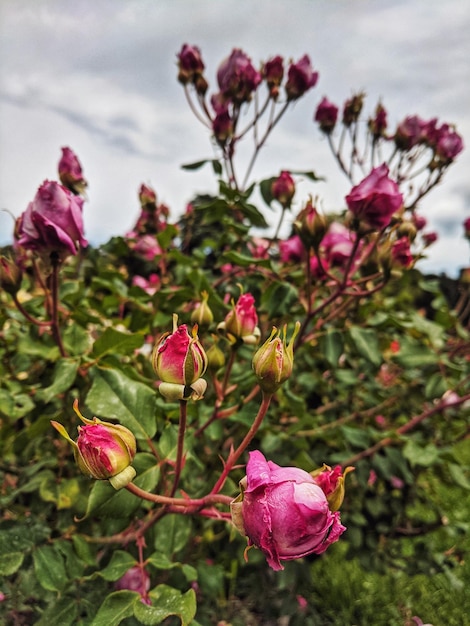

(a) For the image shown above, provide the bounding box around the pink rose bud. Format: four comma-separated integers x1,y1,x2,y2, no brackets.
217,48,262,104
16,180,87,261
0,256,22,295
231,451,346,571
51,401,137,490
342,93,364,127
391,236,413,267
422,231,438,247
217,293,260,345
212,110,233,146
394,115,428,150
271,171,295,208
314,96,339,134
294,199,329,249
177,44,205,85
58,147,88,196
345,163,403,231
320,222,357,267
368,102,388,139
115,566,151,604
138,183,157,208
252,323,300,393
434,123,464,162
262,55,284,98
311,464,354,512
285,54,318,100
152,314,208,401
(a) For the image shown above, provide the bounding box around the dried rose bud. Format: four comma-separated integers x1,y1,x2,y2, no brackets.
314,97,339,134
342,93,364,127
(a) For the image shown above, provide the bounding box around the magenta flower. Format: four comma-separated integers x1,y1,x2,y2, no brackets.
368,102,388,139
51,403,137,490
279,234,304,263
391,236,413,267
115,566,151,605
320,222,356,267
394,115,429,150
285,54,318,100
464,217,470,240
435,123,464,162
152,315,208,401
345,164,403,231
231,451,346,571
262,55,284,98
314,96,339,134
217,293,260,345
138,183,157,207
271,170,295,208
16,180,87,260
177,44,205,84
217,48,261,104
58,147,87,195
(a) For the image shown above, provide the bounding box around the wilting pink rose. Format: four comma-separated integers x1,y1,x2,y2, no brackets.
232,451,346,571
212,110,233,146
422,231,438,246
368,102,388,138
315,96,339,133
58,147,87,195
391,237,413,267
16,180,87,260
464,217,470,239
342,93,364,127
128,234,163,260
263,55,284,98
279,235,304,263
218,293,260,344
271,171,295,207
346,164,403,230
320,222,356,266
435,124,464,162
177,44,205,84
394,115,429,150
217,48,261,104
285,54,318,100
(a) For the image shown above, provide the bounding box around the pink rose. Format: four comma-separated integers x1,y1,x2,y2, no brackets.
391,237,413,267
177,44,205,84
138,183,157,207
435,123,464,162
218,293,260,345
285,54,318,100
232,451,346,571
464,217,470,240
58,147,87,195
279,235,304,263
217,48,261,104
115,566,151,605
314,96,338,133
262,55,284,98
345,164,403,230
320,222,356,266
130,234,163,260
16,180,87,260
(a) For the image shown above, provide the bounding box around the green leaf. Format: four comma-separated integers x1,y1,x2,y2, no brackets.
291,169,325,182
90,590,138,626
36,597,78,626
319,329,344,367
221,250,270,268
262,281,300,318
135,585,197,626
181,158,212,171
91,328,144,360
35,357,80,403
0,551,24,575
86,366,157,439
0,389,35,420
448,463,470,490
259,176,276,206
393,336,438,368
99,550,137,581
33,545,67,592
403,441,439,467
154,515,193,556
348,326,382,367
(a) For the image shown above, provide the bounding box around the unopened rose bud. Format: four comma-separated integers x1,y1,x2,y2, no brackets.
217,48,261,105
212,110,233,146
396,220,417,242
138,183,157,208
294,199,328,249
252,322,300,393
206,337,226,372
263,55,284,99
342,93,365,127
152,314,208,401
314,97,338,134
51,401,137,490
217,293,260,345
177,44,205,85
58,147,88,196
191,291,214,331
271,171,295,208
368,102,388,140
311,464,354,512
0,256,22,294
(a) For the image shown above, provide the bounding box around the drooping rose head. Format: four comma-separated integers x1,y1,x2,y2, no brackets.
51,402,137,490
231,451,346,571
16,180,87,260
315,97,339,134
217,293,260,345
345,164,403,231
285,54,318,100
262,55,284,98
152,314,208,401
58,147,87,195
217,48,261,104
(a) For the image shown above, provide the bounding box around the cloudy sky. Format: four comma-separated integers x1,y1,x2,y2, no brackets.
1,0,469,276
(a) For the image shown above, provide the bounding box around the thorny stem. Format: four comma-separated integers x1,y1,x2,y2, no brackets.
125,482,233,509
340,393,470,467
210,391,273,495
